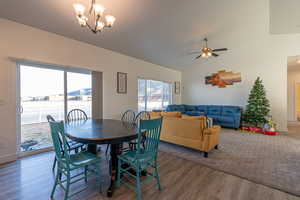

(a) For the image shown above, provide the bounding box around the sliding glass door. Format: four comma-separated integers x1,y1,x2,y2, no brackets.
19,64,91,153
20,66,64,152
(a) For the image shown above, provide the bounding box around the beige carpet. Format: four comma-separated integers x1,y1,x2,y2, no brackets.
159,129,300,196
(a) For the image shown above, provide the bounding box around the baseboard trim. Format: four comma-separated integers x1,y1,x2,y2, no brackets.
0,153,18,165
18,147,54,158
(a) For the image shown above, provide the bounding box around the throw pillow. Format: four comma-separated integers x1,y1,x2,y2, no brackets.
161,112,181,118
150,112,161,119
182,115,205,120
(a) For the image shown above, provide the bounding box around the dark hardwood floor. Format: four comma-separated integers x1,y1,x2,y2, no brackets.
0,151,299,200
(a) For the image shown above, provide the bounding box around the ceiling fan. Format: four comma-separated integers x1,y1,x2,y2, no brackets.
190,38,228,59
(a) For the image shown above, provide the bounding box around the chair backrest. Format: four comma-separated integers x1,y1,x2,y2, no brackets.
48,121,70,163
121,110,136,124
67,109,88,122
137,117,163,156
46,115,56,122
135,111,150,128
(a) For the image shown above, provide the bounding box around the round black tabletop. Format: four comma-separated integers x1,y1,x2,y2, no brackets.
64,119,138,145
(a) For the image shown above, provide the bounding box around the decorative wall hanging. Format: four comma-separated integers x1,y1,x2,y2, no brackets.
205,70,241,88
174,81,180,94
117,72,127,94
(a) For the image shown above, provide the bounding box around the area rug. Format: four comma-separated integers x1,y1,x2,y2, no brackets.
158,129,300,196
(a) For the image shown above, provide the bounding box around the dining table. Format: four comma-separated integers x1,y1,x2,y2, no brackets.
64,119,139,197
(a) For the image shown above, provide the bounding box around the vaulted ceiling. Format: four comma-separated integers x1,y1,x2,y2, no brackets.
0,0,297,69
0,0,238,68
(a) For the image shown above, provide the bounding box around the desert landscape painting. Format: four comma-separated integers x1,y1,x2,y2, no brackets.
205,70,241,88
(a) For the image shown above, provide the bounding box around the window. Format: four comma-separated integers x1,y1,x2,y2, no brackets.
67,72,92,118
138,78,172,111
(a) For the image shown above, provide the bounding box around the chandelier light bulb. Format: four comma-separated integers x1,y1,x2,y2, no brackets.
93,3,105,17
73,3,85,16
77,16,88,26
105,15,116,27
96,21,105,31
207,52,212,56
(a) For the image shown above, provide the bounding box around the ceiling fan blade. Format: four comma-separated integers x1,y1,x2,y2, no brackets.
212,48,228,52
195,55,202,59
212,53,219,57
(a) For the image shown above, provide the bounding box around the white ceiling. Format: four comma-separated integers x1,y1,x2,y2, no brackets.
0,0,239,69
0,0,297,69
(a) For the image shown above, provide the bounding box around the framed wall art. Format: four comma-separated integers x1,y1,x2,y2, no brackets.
117,72,127,94
205,70,241,88
174,81,180,94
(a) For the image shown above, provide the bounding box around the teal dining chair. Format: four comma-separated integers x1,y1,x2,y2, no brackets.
48,121,102,200
116,117,163,200
46,115,85,172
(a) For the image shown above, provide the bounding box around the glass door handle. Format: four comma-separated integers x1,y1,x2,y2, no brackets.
17,105,23,114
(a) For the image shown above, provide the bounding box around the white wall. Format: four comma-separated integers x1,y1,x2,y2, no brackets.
287,70,300,122
0,19,181,164
181,0,300,131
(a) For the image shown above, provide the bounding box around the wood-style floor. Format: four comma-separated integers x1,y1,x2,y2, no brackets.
0,151,299,200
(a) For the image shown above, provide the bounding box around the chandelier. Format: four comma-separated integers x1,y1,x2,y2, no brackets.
73,0,116,34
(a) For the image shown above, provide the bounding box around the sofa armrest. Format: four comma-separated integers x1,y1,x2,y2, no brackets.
203,125,221,135
201,125,221,152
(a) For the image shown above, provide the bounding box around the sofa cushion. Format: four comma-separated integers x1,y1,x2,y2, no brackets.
208,106,222,115
184,105,197,111
166,105,177,112
222,106,241,116
196,105,208,114
184,111,205,116
177,105,186,112
161,112,181,118
218,116,234,123
166,104,185,112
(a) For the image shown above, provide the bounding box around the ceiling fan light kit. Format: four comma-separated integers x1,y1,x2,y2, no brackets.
73,0,116,34
193,38,228,59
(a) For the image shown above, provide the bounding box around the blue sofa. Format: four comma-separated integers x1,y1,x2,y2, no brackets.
165,104,242,129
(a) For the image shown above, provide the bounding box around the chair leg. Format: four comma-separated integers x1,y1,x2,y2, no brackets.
52,157,57,172
95,163,102,193
84,166,88,183
50,168,60,199
64,171,71,200
135,166,142,200
204,152,208,158
105,144,110,156
116,159,121,187
154,164,161,191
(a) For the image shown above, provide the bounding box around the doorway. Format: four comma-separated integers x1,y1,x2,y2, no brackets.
17,62,92,153
287,55,300,134
295,83,300,122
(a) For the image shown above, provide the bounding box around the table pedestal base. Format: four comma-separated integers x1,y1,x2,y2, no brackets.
107,143,122,197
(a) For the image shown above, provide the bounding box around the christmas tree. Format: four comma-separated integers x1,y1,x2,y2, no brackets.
243,77,270,126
